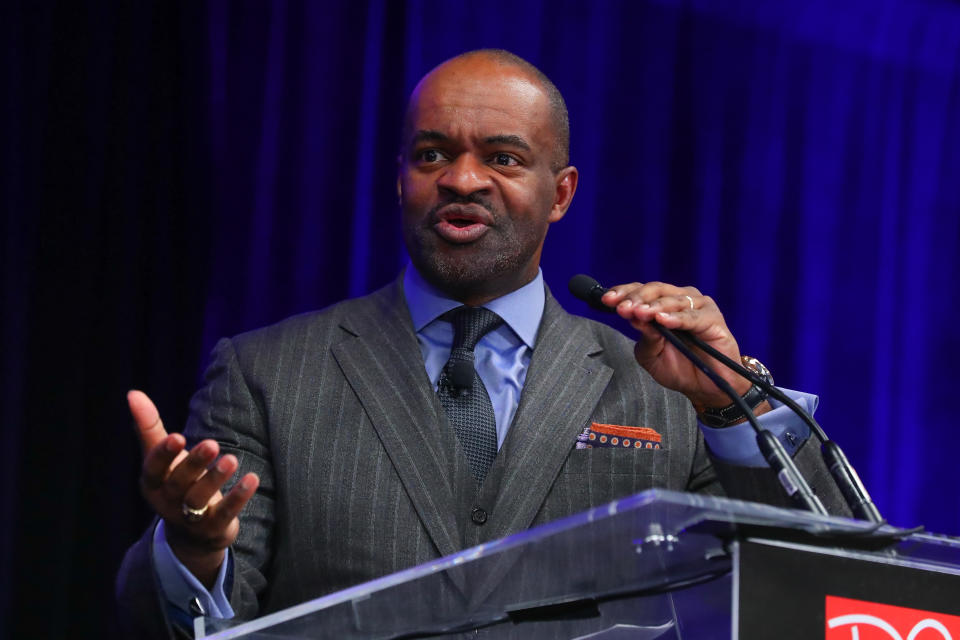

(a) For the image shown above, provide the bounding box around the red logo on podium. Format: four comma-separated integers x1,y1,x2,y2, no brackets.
826,595,960,639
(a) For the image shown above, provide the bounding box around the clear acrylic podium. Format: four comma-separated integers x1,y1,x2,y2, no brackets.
194,489,960,639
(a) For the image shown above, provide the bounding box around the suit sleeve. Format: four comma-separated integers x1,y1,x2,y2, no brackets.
116,520,184,640
702,399,851,516
185,337,275,618
116,337,276,637
649,363,849,514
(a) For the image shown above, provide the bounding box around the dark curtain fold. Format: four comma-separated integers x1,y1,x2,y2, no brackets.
3,0,959,636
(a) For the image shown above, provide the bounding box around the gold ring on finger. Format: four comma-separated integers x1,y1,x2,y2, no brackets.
684,295,695,311
181,502,209,523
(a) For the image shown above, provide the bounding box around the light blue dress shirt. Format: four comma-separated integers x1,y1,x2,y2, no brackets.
403,264,543,449
152,266,814,619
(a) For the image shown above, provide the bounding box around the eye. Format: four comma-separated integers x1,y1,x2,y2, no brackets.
492,153,519,167
416,149,445,164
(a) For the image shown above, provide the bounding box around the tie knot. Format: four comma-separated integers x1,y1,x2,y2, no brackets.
445,306,504,351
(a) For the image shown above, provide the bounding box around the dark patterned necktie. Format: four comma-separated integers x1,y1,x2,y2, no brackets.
437,306,504,485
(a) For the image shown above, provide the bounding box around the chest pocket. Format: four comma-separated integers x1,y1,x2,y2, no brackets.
561,447,668,477
535,447,671,525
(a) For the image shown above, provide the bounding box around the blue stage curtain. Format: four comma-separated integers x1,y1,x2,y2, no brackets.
200,0,960,534
3,0,959,636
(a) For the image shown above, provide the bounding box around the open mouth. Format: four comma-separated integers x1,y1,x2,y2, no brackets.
432,204,493,244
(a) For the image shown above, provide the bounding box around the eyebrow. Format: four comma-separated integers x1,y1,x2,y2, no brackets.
411,130,532,152
483,134,531,151
412,130,448,144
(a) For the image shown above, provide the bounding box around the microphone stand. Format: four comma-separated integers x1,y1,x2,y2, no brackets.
650,323,828,516
674,332,882,523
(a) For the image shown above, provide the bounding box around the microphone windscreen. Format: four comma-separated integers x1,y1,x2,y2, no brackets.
568,274,610,311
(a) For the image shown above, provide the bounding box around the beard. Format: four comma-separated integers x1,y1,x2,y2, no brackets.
402,194,546,300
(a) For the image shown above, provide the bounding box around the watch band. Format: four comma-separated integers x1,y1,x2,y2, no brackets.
699,356,773,428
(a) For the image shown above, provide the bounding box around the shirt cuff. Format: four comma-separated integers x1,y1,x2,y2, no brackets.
699,387,818,468
152,519,235,619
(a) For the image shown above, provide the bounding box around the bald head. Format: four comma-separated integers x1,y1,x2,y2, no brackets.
396,48,579,304
403,49,570,171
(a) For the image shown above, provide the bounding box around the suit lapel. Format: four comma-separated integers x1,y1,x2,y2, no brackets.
486,292,613,543
330,282,464,563
330,281,615,605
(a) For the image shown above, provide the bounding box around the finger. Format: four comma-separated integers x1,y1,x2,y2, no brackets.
128,390,169,456
141,434,187,492
210,473,260,527
648,294,701,315
605,283,701,318
651,309,690,329
633,291,716,325
651,294,721,327
634,282,702,301
601,282,645,307
620,282,700,306
618,294,690,324
601,283,653,319
650,306,715,334
164,439,220,498
648,298,738,365
181,454,238,511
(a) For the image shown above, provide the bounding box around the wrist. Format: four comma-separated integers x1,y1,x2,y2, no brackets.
165,522,227,588
704,399,773,426
690,377,752,413
697,356,774,428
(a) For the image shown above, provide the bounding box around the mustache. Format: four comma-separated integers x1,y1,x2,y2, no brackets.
427,193,497,220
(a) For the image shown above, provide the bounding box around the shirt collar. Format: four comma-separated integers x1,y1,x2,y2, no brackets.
403,263,545,349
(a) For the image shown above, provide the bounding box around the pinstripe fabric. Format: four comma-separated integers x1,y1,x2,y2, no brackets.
117,276,848,638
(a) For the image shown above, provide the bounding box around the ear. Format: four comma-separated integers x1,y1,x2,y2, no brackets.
548,166,578,223
396,155,404,205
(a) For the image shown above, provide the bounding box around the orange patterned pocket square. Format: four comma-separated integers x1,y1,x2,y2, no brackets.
576,423,663,450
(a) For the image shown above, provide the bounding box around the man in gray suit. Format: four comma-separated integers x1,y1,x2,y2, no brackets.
118,49,844,637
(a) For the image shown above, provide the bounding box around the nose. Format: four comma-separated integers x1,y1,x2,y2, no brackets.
436,153,492,196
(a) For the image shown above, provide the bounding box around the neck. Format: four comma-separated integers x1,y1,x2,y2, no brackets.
432,271,539,307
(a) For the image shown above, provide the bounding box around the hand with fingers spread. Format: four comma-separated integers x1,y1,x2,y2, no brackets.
128,389,260,588
600,282,765,415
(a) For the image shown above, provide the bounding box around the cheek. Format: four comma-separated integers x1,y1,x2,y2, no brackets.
502,178,558,224
400,174,432,212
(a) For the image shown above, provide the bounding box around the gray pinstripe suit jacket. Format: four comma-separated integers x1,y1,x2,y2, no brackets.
116,277,846,638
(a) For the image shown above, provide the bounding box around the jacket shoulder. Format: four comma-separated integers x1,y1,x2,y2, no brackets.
543,292,637,357
224,280,403,355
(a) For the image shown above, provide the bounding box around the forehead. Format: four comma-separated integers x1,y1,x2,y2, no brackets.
406,63,553,144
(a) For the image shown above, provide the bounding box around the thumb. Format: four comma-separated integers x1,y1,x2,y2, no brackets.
127,389,168,456
632,323,666,370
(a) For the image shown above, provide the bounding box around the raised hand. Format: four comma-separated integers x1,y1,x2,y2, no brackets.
128,389,259,587
600,282,754,412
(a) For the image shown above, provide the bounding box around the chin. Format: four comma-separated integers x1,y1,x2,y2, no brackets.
418,253,495,289
412,248,525,298
404,225,540,299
